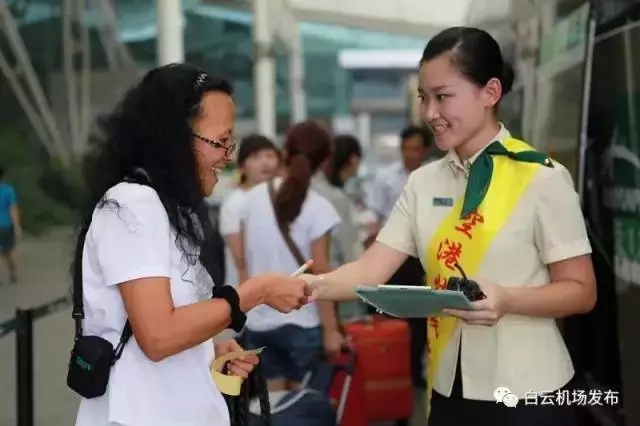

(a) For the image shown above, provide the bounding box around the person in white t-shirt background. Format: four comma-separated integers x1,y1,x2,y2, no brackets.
71,64,312,426
312,134,366,322
219,135,280,288
231,121,343,391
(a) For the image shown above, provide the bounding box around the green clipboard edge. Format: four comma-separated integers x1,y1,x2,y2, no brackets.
354,285,474,318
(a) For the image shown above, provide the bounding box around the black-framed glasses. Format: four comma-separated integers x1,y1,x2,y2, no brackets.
193,132,236,157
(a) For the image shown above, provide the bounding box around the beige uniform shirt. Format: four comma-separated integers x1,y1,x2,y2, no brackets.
377,126,591,401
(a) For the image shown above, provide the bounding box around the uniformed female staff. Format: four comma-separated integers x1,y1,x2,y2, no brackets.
303,27,596,426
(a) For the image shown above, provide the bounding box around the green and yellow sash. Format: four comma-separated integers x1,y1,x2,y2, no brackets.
424,137,550,413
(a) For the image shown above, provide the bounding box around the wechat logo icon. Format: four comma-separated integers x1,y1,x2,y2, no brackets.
494,386,519,408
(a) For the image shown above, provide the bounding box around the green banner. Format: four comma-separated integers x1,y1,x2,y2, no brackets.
607,93,640,284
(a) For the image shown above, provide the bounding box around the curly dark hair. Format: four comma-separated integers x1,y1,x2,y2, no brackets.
72,63,270,425
79,64,230,268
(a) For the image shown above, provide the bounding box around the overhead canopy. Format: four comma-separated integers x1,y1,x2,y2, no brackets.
207,0,513,37
3,0,513,120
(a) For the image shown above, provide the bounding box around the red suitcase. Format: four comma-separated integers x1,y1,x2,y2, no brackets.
329,349,367,426
342,315,414,422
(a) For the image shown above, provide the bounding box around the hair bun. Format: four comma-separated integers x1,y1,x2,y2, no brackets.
501,62,515,95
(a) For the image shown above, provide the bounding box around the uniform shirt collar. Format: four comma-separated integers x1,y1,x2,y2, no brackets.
446,124,511,176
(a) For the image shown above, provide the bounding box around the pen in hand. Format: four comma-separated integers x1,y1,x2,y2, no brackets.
290,260,313,277
289,260,315,305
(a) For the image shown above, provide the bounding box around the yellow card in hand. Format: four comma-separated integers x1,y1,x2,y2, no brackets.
210,346,265,396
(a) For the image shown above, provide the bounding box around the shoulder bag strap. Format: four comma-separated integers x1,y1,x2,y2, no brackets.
72,220,90,341
73,179,144,358
267,179,311,271
73,214,132,359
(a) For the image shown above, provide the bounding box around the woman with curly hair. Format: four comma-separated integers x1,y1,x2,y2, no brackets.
71,63,310,426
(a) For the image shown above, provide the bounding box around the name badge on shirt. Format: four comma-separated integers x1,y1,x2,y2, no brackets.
433,197,454,207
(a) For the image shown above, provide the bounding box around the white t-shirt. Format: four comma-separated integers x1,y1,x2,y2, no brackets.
74,183,229,426
219,188,247,287
240,179,341,332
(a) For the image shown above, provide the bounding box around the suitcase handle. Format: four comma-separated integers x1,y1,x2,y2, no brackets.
333,344,356,375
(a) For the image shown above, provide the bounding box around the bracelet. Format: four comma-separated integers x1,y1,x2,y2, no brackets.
212,285,247,333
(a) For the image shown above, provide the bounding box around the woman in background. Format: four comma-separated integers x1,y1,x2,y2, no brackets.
312,134,365,322
219,135,280,288
0,166,21,284
313,134,363,268
233,121,343,391
326,135,363,190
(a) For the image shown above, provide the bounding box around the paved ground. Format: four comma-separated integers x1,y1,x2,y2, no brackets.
0,228,78,426
0,228,427,426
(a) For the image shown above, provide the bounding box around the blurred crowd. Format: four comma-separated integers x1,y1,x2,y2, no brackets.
212,122,432,393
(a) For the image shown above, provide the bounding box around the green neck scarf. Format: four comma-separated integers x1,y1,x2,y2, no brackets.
460,141,554,218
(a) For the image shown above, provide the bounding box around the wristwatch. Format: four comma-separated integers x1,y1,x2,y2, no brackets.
212,285,247,333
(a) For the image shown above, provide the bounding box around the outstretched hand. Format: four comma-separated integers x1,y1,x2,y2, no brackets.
299,273,324,300
261,273,313,312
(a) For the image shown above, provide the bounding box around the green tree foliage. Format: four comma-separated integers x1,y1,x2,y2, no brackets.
0,126,83,235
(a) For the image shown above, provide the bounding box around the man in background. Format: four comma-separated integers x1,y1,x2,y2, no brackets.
367,125,432,222
367,125,432,425
0,166,21,284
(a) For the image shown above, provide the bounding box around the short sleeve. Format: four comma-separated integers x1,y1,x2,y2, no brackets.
376,173,417,257
91,184,171,286
6,186,16,205
219,191,244,236
307,192,342,241
534,165,592,264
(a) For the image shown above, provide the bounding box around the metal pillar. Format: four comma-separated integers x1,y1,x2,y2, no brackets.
623,22,638,159
16,308,34,426
539,0,558,36
275,2,307,124
63,0,92,156
0,2,68,163
253,0,277,138
156,0,184,65
96,0,137,71
577,12,596,201
516,17,539,141
531,0,559,150
288,19,306,123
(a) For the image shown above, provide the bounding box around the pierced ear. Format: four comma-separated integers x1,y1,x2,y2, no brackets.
483,78,503,108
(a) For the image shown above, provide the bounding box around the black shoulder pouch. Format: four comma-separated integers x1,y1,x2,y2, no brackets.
66,222,133,399
67,332,129,398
